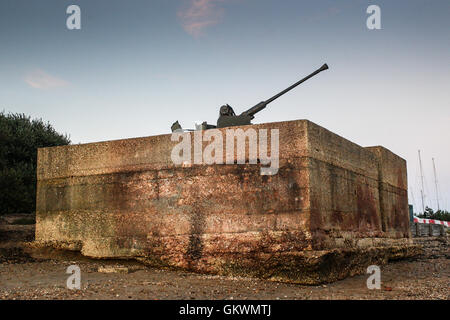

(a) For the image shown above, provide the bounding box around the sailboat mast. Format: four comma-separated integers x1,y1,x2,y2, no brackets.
432,158,440,211
418,150,425,214
410,188,417,214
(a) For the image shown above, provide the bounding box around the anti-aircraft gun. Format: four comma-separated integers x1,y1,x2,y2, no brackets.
171,63,329,132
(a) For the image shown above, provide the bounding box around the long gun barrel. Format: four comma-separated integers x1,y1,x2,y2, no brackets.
241,63,329,117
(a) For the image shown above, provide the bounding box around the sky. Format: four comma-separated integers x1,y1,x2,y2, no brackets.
0,0,449,212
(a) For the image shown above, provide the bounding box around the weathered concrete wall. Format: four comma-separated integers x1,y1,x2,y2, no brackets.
35,120,418,284
366,146,410,239
411,223,446,237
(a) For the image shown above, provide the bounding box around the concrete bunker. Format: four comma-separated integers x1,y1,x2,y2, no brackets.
35,120,420,284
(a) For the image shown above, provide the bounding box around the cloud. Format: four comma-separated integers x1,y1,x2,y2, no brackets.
24,69,69,89
177,0,225,37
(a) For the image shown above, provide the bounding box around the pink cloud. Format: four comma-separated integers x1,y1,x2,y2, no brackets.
177,0,225,37
24,69,69,89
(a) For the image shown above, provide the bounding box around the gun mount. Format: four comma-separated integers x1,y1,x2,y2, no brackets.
171,63,329,132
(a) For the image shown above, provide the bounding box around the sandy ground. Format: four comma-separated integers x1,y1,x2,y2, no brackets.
0,214,448,300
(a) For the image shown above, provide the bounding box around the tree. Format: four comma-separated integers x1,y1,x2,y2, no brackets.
418,206,450,222
0,112,70,214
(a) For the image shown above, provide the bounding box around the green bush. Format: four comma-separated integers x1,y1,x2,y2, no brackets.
0,112,70,214
418,206,450,221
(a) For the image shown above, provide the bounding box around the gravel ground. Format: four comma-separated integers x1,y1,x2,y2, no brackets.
0,215,448,300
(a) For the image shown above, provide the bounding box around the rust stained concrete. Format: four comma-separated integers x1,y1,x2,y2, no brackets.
35,120,419,284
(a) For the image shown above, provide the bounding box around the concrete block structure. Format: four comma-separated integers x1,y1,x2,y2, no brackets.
35,120,419,284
